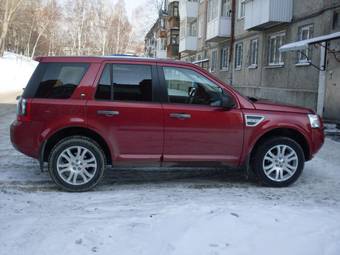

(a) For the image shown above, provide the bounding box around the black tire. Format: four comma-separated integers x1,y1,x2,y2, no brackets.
48,136,106,192
251,137,305,187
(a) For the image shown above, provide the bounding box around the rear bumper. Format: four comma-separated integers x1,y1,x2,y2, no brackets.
10,120,39,159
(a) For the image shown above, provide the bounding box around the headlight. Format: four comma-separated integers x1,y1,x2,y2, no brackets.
308,114,320,128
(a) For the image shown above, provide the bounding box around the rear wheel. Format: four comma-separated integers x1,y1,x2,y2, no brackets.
48,136,106,192
251,137,305,187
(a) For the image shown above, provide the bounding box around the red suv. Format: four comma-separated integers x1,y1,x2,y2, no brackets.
10,56,324,191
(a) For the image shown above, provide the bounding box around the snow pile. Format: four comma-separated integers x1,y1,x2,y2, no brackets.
0,52,38,94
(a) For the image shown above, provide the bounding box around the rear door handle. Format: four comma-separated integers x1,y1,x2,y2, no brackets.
97,110,119,117
169,113,191,120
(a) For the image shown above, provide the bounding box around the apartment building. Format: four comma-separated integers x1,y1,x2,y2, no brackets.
144,0,180,59
178,0,340,121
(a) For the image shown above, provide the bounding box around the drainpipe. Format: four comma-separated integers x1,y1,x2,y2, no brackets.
229,0,236,85
317,42,327,116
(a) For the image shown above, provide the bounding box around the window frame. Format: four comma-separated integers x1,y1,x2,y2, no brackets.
94,62,162,103
220,47,229,71
210,49,218,72
235,42,243,70
268,32,285,66
297,24,314,64
249,38,259,68
238,0,246,19
157,64,238,108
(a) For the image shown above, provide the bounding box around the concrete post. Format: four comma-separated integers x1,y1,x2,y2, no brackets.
317,42,327,116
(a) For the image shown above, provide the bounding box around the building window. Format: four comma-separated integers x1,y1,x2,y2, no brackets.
297,24,313,63
268,32,285,66
198,16,203,38
249,39,258,67
211,49,217,72
189,20,197,37
235,42,243,70
171,33,179,45
158,38,166,51
238,0,246,19
221,0,228,17
172,2,179,17
160,18,165,29
208,0,218,22
220,47,229,70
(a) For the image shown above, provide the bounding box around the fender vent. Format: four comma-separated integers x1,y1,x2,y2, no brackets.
245,115,265,127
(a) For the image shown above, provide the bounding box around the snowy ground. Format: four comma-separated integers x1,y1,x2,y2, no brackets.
0,52,38,104
0,104,340,255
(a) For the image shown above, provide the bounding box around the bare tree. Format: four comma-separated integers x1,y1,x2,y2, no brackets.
0,0,23,56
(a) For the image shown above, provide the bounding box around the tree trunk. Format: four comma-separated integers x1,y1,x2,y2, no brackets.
31,29,45,59
0,20,10,56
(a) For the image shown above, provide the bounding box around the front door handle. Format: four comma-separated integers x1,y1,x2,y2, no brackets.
169,113,191,120
97,110,120,117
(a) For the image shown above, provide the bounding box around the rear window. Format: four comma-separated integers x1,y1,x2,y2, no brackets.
23,62,89,99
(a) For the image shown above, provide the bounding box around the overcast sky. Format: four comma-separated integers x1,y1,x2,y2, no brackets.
125,0,154,19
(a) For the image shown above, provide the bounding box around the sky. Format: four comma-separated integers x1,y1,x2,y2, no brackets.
124,0,156,19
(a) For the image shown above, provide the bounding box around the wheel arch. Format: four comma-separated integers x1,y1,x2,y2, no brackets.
249,127,311,163
41,126,112,164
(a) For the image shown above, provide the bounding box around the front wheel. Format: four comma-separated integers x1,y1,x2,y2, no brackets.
48,136,106,192
251,137,305,187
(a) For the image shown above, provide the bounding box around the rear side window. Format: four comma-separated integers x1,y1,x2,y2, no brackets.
95,64,153,102
24,63,89,99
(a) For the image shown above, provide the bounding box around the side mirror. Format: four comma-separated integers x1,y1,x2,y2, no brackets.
220,93,235,110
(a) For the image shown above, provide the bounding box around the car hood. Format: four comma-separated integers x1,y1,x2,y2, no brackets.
253,99,314,114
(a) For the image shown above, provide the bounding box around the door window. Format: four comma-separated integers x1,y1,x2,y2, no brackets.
163,66,223,106
95,64,153,102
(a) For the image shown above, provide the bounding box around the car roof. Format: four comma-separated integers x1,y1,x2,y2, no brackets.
35,55,191,66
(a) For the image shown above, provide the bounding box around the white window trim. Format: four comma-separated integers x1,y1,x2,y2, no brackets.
238,0,246,19
297,25,313,64
210,49,218,72
220,47,229,71
249,38,259,68
235,43,243,70
268,32,285,66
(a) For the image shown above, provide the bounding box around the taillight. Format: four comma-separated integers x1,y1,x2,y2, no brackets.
17,97,31,121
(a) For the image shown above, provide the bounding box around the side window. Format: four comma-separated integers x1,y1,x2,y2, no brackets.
163,66,223,106
95,64,153,102
95,65,111,100
35,63,88,99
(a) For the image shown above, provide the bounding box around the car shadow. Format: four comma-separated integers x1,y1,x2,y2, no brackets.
100,167,256,188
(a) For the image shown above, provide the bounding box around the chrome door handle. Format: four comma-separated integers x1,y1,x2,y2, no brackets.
169,113,191,119
97,110,119,116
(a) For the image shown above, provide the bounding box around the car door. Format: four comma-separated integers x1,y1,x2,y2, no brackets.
159,64,244,166
86,61,163,163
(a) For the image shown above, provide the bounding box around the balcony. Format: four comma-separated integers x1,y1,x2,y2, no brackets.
156,49,167,58
179,36,197,53
206,16,231,42
179,0,198,19
244,0,293,31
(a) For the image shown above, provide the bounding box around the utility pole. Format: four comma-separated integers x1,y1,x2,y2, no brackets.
317,42,327,116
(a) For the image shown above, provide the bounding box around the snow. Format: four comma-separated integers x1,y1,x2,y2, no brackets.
1,105,340,255
280,31,340,52
0,52,38,103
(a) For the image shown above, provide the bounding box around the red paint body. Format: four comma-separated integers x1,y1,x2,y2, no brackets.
10,56,324,168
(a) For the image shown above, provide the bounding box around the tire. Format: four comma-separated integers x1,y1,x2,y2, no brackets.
251,137,305,187
48,136,106,192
